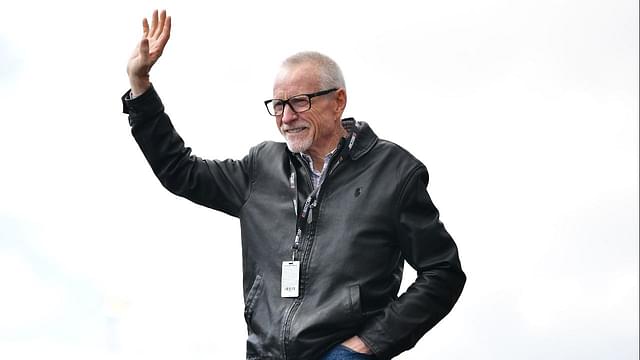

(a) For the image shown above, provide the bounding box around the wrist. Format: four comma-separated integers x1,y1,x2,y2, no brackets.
342,336,372,354
128,75,151,97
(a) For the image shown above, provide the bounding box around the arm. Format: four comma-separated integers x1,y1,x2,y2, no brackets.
122,11,252,216
122,87,252,216
358,166,466,359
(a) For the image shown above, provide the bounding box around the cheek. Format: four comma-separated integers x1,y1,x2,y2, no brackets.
304,113,323,134
310,116,332,137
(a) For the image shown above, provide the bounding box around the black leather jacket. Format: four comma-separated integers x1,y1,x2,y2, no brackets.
122,86,465,359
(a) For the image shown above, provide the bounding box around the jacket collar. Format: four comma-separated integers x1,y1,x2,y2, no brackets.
341,118,378,160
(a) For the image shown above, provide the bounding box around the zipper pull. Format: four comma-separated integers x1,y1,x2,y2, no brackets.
293,229,301,249
307,199,318,224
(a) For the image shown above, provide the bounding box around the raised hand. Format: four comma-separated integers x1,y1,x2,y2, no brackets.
127,9,172,96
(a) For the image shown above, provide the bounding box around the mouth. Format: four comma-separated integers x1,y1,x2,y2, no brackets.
284,127,308,134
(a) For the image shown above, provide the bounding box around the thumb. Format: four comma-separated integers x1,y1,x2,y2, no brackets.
139,38,150,63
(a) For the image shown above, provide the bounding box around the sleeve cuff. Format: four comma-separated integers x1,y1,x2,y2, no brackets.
120,84,165,126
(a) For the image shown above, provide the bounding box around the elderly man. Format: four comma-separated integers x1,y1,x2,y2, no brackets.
122,10,465,360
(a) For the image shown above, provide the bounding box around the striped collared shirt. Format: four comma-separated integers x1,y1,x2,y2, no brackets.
300,150,335,189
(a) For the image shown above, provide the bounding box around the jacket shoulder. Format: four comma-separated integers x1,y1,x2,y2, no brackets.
373,138,427,173
246,141,289,178
249,141,287,160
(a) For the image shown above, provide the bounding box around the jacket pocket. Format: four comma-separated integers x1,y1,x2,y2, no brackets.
244,274,264,326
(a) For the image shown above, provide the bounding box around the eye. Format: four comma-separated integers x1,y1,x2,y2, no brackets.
289,96,309,110
272,100,284,111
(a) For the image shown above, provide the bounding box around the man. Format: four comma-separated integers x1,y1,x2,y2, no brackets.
122,10,465,360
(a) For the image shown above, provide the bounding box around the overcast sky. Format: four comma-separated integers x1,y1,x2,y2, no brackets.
0,0,638,359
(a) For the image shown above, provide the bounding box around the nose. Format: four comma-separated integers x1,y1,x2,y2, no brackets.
280,103,298,124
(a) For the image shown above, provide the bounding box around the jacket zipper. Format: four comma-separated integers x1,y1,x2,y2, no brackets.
281,151,348,359
281,156,313,360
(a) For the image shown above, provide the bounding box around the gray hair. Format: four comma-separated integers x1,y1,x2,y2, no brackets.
281,51,346,90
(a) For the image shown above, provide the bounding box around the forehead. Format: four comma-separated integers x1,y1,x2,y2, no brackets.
273,63,321,97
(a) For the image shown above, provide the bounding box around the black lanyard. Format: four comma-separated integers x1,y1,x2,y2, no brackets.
288,132,356,260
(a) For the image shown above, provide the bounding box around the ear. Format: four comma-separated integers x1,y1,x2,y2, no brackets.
335,88,347,113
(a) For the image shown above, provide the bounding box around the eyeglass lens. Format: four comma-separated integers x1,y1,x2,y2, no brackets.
270,96,310,116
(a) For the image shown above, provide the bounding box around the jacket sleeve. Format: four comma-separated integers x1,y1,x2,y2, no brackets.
358,165,466,359
121,85,252,217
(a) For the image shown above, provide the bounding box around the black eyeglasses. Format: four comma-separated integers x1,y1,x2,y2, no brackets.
264,88,338,116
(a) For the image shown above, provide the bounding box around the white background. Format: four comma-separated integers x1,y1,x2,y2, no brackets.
0,0,637,359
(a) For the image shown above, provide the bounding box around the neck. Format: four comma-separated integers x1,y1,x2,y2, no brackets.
306,128,348,171
306,148,332,172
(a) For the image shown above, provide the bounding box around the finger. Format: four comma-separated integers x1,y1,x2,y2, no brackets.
154,10,166,40
152,15,171,56
150,9,159,38
142,18,149,38
161,15,171,42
